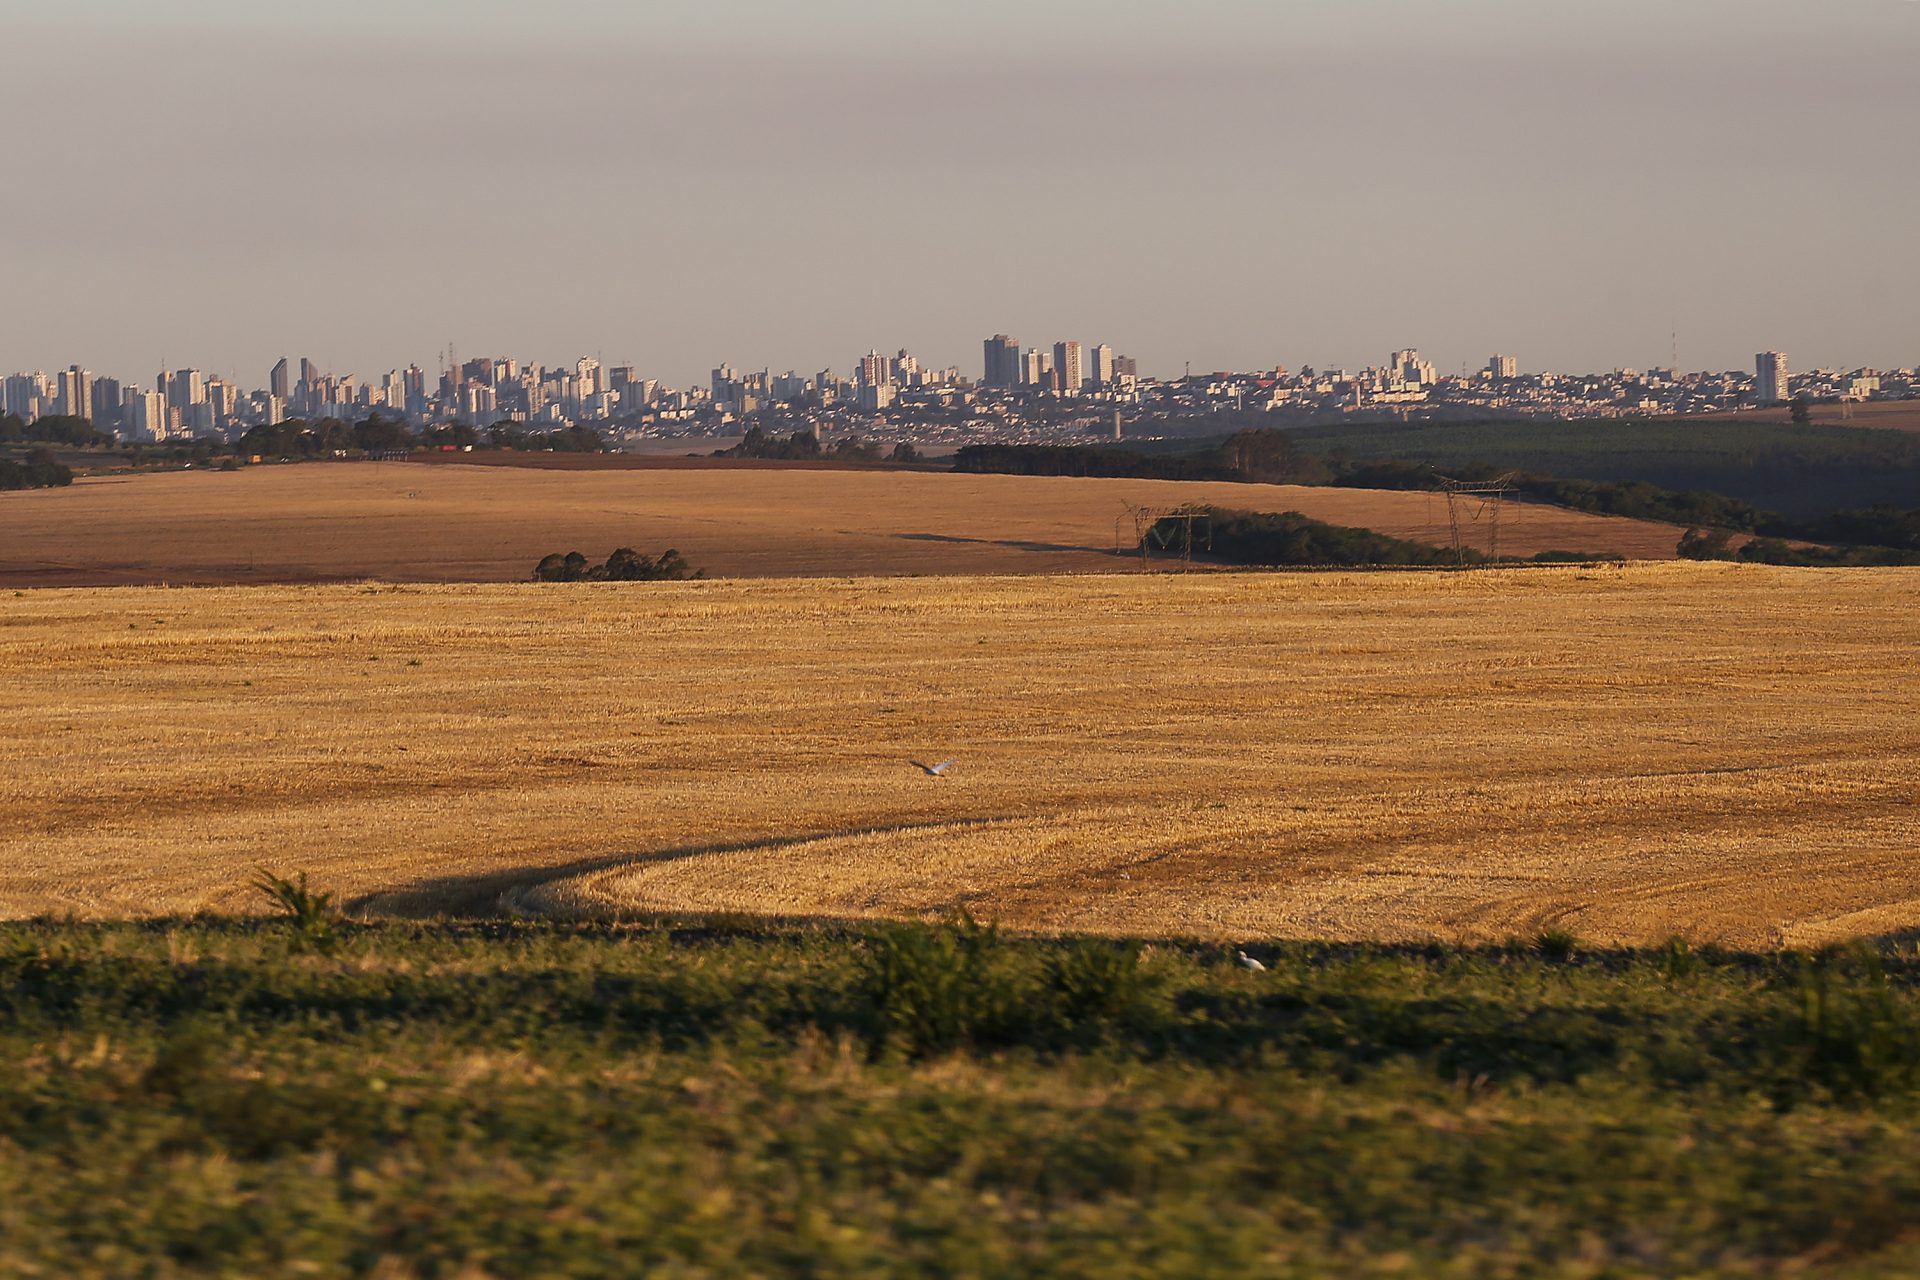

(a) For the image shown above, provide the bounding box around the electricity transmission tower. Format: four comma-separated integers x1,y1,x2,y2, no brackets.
1434,473,1518,566
1117,502,1213,568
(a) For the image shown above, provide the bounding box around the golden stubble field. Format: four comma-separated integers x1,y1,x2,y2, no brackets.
0,461,1688,586
4,564,1917,946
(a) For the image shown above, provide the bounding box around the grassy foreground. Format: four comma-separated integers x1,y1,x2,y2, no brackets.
5,918,1920,1277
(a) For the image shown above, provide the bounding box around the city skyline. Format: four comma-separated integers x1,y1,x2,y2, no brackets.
10,337,1906,448
3,0,1916,384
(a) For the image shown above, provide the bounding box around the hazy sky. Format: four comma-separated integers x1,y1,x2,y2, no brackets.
4,0,1917,386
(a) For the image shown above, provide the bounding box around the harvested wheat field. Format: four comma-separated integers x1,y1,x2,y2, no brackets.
4,562,1917,946
0,461,1686,586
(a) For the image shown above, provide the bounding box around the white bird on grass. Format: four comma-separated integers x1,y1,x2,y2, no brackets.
913,759,955,778
1237,950,1267,972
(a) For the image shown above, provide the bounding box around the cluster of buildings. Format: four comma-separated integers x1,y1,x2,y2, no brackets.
4,344,1914,449
980,336,1138,396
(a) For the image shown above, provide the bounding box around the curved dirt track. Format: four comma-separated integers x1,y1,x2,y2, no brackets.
2,565,1916,946
0,461,1686,586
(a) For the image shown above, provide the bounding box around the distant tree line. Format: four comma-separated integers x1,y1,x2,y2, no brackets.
533,548,705,582
725,427,920,464
1287,413,1920,519
964,432,1920,562
234,416,604,459
0,413,110,447
1676,528,1920,568
1331,458,1920,556
0,449,73,491
955,429,1326,484
1156,508,1476,568
1327,460,1780,531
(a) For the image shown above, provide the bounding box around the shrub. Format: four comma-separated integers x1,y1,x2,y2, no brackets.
252,869,339,950
1534,929,1578,962
857,913,1023,1056
1044,939,1158,1028
1792,948,1920,1102
1657,936,1700,981
0,457,73,491
534,548,703,582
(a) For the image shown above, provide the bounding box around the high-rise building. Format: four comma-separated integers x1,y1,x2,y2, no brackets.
270,357,290,400
1053,341,1084,395
92,377,124,433
858,351,891,388
207,377,238,426
58,366,93,420
129,391,167,441
1756,351,1789,403
299,358,319,390
983,335,1021,388
1089,344,1115,388
1391,349,1436,387
1488,354,1518,380
169,368,205,413
1114,355,1138,380
1022,348,1050,387
3,372,47,421
574,357,603,397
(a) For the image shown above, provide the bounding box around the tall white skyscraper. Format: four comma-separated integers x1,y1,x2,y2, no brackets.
1089,343,1115,387
168,368,205,413
1488,354,1518,379
129,390,168,441
58,366,93,420
1756,351,1789,403
1022,348,1050,387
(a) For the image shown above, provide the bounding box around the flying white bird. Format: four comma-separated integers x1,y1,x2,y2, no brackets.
914,760,955,778
1237,950,1267,972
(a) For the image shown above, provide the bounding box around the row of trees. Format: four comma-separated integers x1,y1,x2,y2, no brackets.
1677,528,1920,568
955,429,1325,484
0,449,73,491
0,414,109,447
533,548,704,582
726,427,919,464
1330,458,1920,555
1166,507,1472,568
231,416,604,459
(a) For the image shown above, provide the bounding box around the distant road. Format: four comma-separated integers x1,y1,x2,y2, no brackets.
0,462,1689,587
